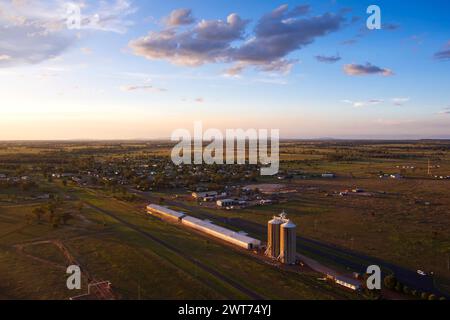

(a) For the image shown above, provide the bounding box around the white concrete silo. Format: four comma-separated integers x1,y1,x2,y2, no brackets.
266,217,283,258
280,220,297,265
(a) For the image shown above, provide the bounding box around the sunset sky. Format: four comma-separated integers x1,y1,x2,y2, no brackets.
1,0,449,140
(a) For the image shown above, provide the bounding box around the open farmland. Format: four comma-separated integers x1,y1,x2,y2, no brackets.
0,140,449,299
0,177,354,299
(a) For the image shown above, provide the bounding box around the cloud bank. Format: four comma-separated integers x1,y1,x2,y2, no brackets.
0,0,136,68
130,5,346,74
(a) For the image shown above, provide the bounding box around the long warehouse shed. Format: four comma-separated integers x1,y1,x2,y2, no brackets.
181,216,261,250
146,204,186,221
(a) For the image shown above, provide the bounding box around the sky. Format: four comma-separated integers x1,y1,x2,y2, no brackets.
0,0,449,140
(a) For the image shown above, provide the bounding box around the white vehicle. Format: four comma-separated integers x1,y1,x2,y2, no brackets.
417,270,427,276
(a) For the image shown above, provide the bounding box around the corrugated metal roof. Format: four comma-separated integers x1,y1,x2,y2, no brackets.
182,216,261,246
146,204,185,218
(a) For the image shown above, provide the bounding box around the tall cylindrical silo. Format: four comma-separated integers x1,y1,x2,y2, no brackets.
266,218,282,258
280,220,297,264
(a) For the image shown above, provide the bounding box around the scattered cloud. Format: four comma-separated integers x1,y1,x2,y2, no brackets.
130,13,249,67
0,0,136,68
224,64,245,77
0,54,11,61
437,107,450,115
374,118,415,126
342,99,383,108
120,85,167,92
434,50,450,60
410,34,425,46
383,23,400,31
164,8,195,26
391,97,410,106
315,54,341,63
254,77,288,85
130,5,346,74
81,47,93,55
341,39,357,46
180,97,205,103
434,40,450,61
343,63,394,76
343,97,410,108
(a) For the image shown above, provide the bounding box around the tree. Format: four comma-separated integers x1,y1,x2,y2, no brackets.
421,292,430,300
25,213,34,225
61,212,72,225
383,274,397,290
51,215,61,228
403,286,410,295
32,207,45,224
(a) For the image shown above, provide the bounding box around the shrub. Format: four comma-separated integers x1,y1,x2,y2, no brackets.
395,282,403,292
428,294,437,301
403,286,410,295
383,274,397,290
421,292,430,300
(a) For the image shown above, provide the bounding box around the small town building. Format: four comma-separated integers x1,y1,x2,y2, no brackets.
192,191,218,199
216,199,237,207
334,276,361,291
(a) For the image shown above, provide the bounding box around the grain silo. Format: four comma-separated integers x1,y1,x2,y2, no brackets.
265,217,283,258
280,220,297,265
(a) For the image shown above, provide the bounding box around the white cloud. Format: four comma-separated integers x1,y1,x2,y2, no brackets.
164,9,195,27
81,47,93,55
0,0,136,68
120,85,167,93
342,99,383,108
130,5,347,74
374,119,415,126
343,63,394,76
437,107,450,115
391,97,410,106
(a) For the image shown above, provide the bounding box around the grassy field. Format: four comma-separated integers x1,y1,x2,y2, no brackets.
0,183,356,299
179,177,450,280
0,140,449,299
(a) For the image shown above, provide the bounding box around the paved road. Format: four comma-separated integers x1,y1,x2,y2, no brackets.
143,194,448,298
84,201,265,300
